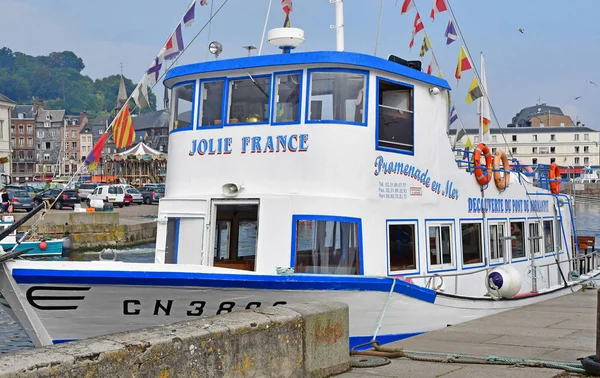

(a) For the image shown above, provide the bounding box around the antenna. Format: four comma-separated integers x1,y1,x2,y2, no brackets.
120,62,123,76
243,45,257,57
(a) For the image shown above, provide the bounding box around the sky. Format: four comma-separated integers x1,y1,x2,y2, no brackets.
2,0,599,130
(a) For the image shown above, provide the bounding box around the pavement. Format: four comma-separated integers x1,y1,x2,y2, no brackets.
339,289,597,377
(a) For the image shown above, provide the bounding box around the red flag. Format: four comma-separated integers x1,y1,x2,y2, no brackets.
84,133,108,171
409,12,424,49
455,47,472,80
113,106,135,149
430,0,448,20
281,0,292,14
400,0,414,14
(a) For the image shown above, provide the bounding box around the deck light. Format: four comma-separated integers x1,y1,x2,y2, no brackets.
429,87,440,96
209,41,222,59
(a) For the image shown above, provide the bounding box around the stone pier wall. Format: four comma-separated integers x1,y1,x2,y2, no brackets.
0,302,350,378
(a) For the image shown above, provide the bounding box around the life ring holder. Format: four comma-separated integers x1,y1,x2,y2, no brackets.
473,143,493,187
549,162,561,194
493,149,511,191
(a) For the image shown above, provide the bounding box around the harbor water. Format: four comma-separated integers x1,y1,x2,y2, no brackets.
1,199,600,354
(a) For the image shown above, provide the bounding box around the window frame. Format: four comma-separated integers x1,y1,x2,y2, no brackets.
271,70,304,126
542,217,556,256
196,77,227,130
488,219,508,266
459,219,485,269
386,219,420,275
375,76,415,156
510,218,527,262
224,73,273,127
305,68,369,127
528,219,543,258
290,214,364,275
169,79,198,134
425,219,456,273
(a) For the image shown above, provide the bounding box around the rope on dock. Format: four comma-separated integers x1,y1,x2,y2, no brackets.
350,343,586,374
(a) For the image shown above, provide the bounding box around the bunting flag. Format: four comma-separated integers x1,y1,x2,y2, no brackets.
464,137,473,159
427,54,438,75
454,128,466,146
200,0,208,5
449,105,458,125
455,46,472,80
445,19,458,45
419,34,431,58
479,52,491,142
84,133,108,171
400,0,415,14
113,106,135,149
146,57,163,86
163,24,184,60
430,0,448,21
284,13,290,27
183,0,196,27
466,76,483,104
281,0,292,14
132,75,149,109
409,12,424,49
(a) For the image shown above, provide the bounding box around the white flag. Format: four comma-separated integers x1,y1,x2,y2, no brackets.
132,75,149,109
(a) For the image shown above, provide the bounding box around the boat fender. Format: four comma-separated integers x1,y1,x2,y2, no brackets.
39,240,47,251
549,162,561,194
493,149,510,190
473,143,493,186
486,266,522,299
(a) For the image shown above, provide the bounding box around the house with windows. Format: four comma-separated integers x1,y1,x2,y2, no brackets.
62,112,88,175
34,103,65,180
10,104,37,182
0,93,14,179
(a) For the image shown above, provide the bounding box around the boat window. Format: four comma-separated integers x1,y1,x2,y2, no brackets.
510,221,526,259
529,221,542,256
388,222,417,272
428,223,453,267
171,82,195,131
213,202,258,271
461,222,483,265
273,72,302,124
307,70,367,125
376,78,414,154
489,222,506,262
199,80,224,127
214,221,231,259
227,75,270,124
543,220,554,254
293,217,361,275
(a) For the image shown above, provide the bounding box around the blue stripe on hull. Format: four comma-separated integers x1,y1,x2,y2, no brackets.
13,269,436,303
349,332,424,351
1,240,63,257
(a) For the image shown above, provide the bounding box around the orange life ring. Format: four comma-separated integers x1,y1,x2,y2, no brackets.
473,143,493,186
493,149,510,190
549,162,561,194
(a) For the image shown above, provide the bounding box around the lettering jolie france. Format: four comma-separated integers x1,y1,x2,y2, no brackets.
189,134,309,156
373,156,460,200
468,197,550,214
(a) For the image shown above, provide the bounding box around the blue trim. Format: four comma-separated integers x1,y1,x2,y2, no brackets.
424,219,457,273
375,76,415,156
12,269,437,303
173,218,180,264
458,218,486,270
224,74,272,126
305,68,369,127
386,219,420,276
271,70,303,126
349,332,424,351
53,339,78,345
164,51,450,90
169,80,197,134
290,214,364,275
197,77,227,130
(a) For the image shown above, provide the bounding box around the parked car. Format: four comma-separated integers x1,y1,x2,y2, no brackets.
5,185,37,197
139,186,165,204
124,187,143,205
78,183,99,201
33,188,80,210
7,189,35,212
87,185,125,208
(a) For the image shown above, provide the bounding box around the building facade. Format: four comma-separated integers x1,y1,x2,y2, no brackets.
509,103,576,128
450,126,600,168
62,112,88,175
35,104,65,180
10,105,36,182
0,93,15,180
131,109,169,153
79,127,93,165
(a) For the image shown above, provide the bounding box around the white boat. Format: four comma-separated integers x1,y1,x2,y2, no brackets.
0,2,597,350
573,166,600,183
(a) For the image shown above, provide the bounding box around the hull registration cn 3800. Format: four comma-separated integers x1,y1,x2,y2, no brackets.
1,3,598,350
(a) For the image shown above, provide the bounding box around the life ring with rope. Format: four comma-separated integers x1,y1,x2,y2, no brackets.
493,149,511,190
549,162,561,194
473,143,493,186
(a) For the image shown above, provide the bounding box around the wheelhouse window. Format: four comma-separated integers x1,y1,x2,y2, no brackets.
307,70,367,125
428,223,453,268
293,216,361,275
171,82,195,131
377,78,414,154
529,221,542,256
543,220,555,254
273,72,301,124
461,222,483,265
199,80,224,127
510,221,526,259
489,222,506,262
228,75,270,124
388,222,417,272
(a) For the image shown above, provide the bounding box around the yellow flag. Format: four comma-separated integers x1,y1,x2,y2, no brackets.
466,76,483,104
465,136,473,150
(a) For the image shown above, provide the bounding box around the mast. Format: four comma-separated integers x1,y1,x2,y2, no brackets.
332,0,345,51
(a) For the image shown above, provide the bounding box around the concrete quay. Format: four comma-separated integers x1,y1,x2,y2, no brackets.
340,289,596,377
0,302,350,378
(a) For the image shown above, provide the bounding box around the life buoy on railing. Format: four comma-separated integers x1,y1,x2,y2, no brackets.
473,143,493,186
493,149,511,190
549,162,561,194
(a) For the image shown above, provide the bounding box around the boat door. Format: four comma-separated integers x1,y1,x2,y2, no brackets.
209,200,259,271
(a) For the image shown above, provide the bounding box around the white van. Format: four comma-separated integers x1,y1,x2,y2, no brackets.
87,185,125,208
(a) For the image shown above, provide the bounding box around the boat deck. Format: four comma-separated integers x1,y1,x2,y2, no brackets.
340,289,596,377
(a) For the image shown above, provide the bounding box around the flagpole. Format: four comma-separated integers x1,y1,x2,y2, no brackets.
374,0,385,55
205,0,216,61
258,0,274,56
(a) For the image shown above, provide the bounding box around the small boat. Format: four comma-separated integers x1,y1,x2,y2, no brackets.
0,220,63,257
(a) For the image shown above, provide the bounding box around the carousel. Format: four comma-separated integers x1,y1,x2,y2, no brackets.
109,142,167,185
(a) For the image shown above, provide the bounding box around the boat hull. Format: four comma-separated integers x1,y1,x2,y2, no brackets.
0,240,63,257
